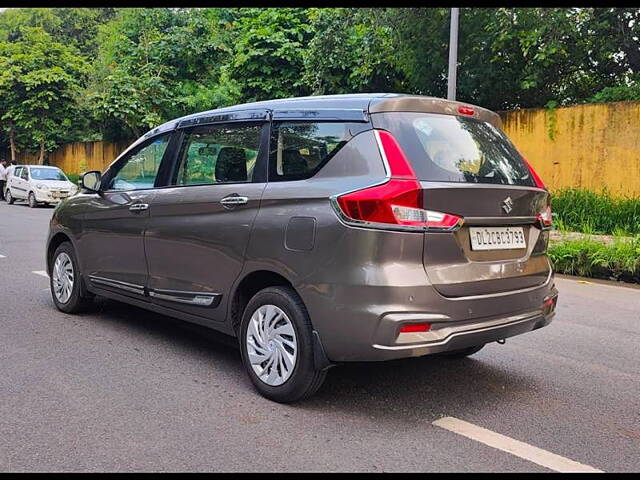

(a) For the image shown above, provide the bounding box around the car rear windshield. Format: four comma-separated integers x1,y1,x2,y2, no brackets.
375,112,536,186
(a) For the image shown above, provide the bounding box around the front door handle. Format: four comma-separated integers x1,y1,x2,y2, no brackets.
220,195,249,207
129,203,149,212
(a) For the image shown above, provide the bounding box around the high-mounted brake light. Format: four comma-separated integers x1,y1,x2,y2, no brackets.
332,130,464,232
458,105,475,116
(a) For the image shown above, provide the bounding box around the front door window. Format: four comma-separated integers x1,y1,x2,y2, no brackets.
107,135,171,191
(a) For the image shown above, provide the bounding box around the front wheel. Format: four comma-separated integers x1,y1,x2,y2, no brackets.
5,189,14,204
240,286,327,403
50,242,94,313
28,192,38,208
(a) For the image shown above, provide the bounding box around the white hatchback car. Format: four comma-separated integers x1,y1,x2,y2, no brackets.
5,165,78,207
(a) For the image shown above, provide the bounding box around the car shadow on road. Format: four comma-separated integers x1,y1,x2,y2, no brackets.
87,296,243,362
76,296,540,423
302,353,539,422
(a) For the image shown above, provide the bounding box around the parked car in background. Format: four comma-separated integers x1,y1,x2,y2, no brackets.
6,165,78,207
46,93,558,402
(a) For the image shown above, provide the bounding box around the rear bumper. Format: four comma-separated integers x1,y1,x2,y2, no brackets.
369,307,555,361
304,267,558,363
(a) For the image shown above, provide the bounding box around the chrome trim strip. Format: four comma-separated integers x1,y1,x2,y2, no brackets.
88,275,145,295
374,311,543,351
148,288,221,307
464,216,538,226
220,196,249,206
129,203,149,212
329,193,464,234
373,129,392,178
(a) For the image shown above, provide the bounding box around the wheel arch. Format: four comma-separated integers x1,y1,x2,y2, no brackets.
46,231,73,275
229,268,332,370
229,269,296,336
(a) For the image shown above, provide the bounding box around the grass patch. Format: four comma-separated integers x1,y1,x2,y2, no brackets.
549,235,640,283
551,188,640,235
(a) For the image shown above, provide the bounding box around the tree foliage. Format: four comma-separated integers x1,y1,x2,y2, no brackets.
0,26,87,162
1,7,640,160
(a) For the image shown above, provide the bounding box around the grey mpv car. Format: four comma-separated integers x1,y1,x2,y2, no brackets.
47,94,558,402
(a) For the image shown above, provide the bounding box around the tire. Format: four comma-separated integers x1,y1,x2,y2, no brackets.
438,344,485,358
28,192,38,208
50,241,94,313
239,286,327,403
5,189,14,205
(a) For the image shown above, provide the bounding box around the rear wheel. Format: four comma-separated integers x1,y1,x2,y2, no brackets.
28,192,38,208
438,344,485,358
240,286,326,403
5,189,14,204
50,242,94,313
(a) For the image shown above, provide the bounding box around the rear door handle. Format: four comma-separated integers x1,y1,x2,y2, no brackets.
220,195,249,207
129,203,149,212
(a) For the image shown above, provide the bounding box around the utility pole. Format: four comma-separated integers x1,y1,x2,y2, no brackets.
447,7,459,101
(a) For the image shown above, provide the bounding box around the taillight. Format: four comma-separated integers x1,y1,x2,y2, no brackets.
332,130,464,232
520,154,552,229
376,129,415,179
538,202,553,229
521,155,546,190
542,294,558,315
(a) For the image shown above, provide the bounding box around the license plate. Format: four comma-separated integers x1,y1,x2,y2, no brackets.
469,226,526,251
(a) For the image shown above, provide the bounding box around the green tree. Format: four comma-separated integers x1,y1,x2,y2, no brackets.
227,8,314,102
0,8,116,59
302,8,407,95
355,7,638,110
88,8,239,139
0,27,88,163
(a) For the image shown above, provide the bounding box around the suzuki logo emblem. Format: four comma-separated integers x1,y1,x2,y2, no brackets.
502,196,514,214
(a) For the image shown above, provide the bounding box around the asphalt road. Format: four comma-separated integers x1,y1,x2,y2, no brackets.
0,200,638,472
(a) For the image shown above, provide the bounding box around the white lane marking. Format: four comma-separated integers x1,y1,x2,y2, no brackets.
433,417,603,473
32,270,49,278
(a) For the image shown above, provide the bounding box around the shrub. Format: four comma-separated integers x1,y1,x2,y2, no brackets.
549,235,640,283
551,188,640,235
66,173,80,184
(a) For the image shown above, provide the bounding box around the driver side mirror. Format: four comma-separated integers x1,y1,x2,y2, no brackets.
81,170,102,192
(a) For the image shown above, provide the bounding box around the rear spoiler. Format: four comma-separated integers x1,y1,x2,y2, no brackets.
369,96,502,129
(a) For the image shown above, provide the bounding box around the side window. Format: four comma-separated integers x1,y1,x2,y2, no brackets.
13,167,21,179
107,134,171,191
21,168,29,180
269,122,356,181
174,123,262,186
